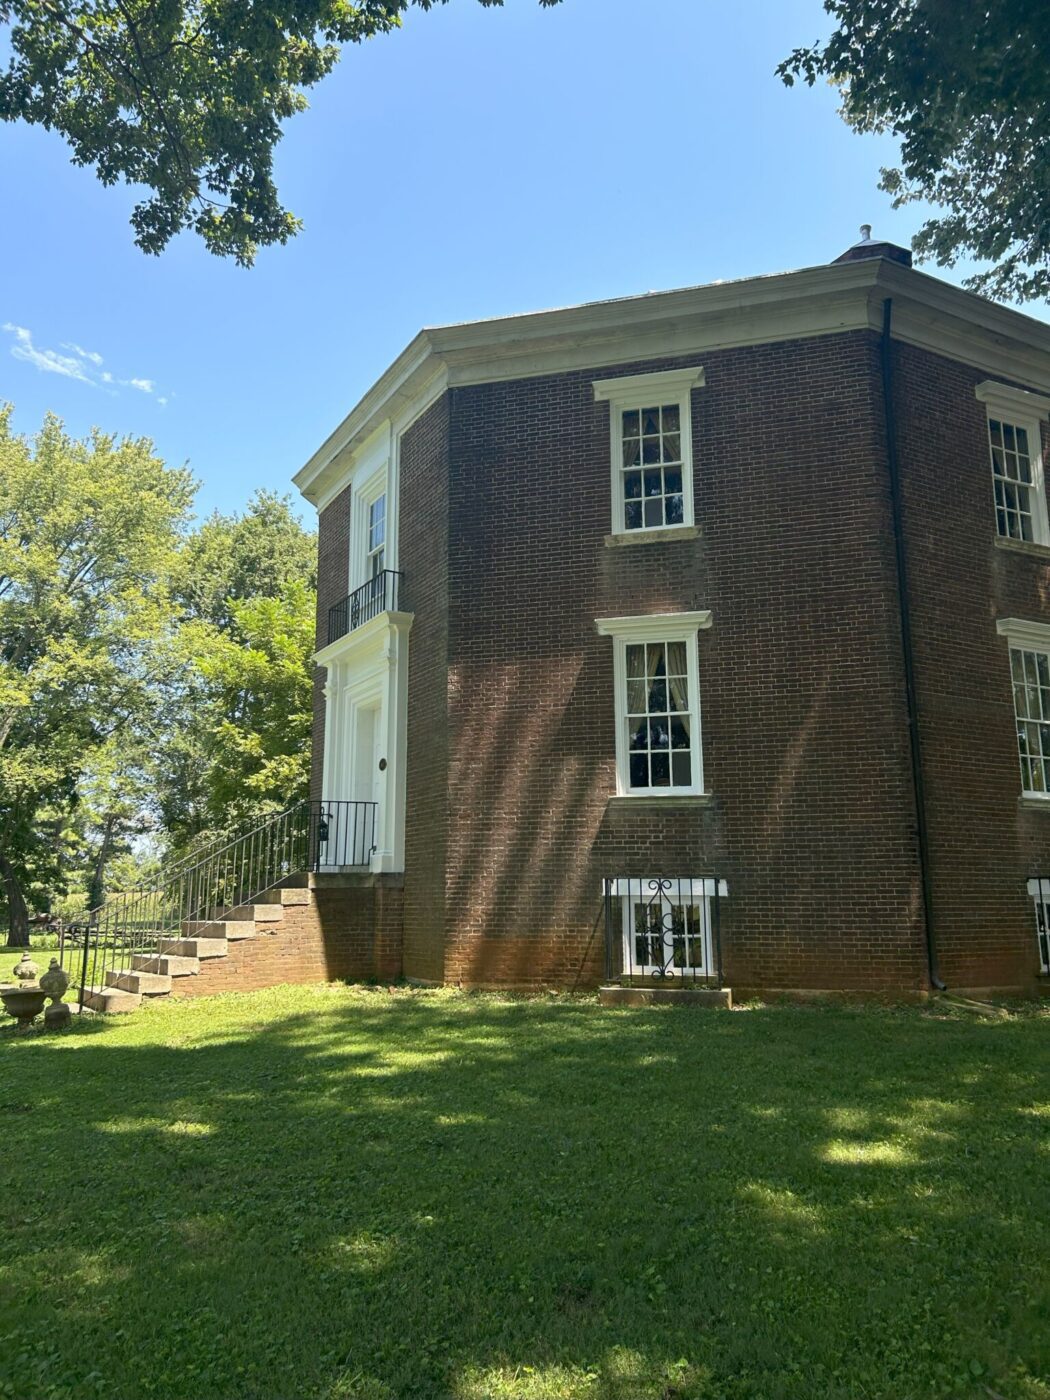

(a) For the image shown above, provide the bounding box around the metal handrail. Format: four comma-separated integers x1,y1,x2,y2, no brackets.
59,799,378,1008
328,570,402,645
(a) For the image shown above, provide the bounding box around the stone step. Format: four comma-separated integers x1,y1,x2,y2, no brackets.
131,954,200,977
182,920,254,940
263,885,310,906
159,937,228,959
106,969,172,996
223,903,283,924
80,985,142,1014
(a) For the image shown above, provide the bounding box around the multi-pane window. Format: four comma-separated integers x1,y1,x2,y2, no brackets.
630,896,707,973
367,494,386,578
1010,646,1050,794
624,640,694,791
990,418,1037,542
620,404,684,530
593,366,703,536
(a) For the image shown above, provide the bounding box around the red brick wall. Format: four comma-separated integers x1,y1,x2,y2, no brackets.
440,333,927,992
893,339,1050,990
169,880,403,998
399,395,451,983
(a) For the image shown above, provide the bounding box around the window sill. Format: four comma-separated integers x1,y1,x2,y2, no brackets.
995,536,1050,561
605,525,700,548
607,793,714,809
1019,794,1050,812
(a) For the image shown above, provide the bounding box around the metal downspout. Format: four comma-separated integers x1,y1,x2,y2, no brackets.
880,296,946,990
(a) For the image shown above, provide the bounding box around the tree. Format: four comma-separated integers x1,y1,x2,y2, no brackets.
0,408,193,945
156,491,317,851
779,1,1050,303
0,0,560,267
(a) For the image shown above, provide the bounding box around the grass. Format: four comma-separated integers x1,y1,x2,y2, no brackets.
1,985,1049,1400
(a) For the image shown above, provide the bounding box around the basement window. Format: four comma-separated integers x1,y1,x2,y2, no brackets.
1025,878,1050,974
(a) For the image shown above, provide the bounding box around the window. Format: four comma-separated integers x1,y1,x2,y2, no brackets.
607,877,727,980
1010,645,1050,795
996,619,1050,797
593,366,704,536
368,493,386,578
976,381,1050,546
1026,879,1050,974
596,611,712,796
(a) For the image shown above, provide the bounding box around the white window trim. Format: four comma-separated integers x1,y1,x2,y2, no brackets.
997,618,1050,801
350,461,389,593
596,611,712,798
976,381,1050,547
593,366,705,537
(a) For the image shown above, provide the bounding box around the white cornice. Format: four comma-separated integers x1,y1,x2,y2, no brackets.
996,617,1050,649
596,611,713,641
294,257,1050,509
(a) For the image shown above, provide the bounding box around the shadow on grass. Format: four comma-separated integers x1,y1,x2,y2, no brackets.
1,990,1049,1400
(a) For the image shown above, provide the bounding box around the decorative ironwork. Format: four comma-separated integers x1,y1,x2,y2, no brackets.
1029,875,1050,974
328,570,402,645
603,876,724,987
57,800,377,1010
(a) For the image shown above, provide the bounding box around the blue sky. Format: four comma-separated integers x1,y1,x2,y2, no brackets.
2,0,1045,522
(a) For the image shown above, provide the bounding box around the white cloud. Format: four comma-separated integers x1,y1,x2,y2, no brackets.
3,323,93,383
2,323,169,404
61,341,104,367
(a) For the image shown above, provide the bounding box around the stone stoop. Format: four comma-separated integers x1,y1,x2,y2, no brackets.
598,984,733,1009
80,890,305,1014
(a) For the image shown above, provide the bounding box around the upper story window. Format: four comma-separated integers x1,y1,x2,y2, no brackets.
593,366,705,537
976,381,1050,546
996,618,1050,798
596,611,712,796
368,493,386,577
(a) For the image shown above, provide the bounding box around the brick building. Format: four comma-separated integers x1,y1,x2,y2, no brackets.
295,234,1050,999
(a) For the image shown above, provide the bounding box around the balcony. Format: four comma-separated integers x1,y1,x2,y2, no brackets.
328,570,403,645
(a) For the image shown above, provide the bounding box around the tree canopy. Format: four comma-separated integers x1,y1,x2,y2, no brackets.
779,0,1050,303
0,407,194,943
0,0,560,266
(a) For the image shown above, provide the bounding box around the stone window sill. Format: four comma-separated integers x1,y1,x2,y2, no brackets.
1019,794,1050,812
995,536,1050,562
606,793,714,809
605,525,700,548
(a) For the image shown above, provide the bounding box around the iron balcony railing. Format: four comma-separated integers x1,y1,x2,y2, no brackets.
603,876,726,987
328,570,402,645
58,799,377,1009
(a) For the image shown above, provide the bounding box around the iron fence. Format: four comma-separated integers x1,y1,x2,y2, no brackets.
328,570,402,645
1028,876,1050,974
603,876,726,987
59,800,377,1009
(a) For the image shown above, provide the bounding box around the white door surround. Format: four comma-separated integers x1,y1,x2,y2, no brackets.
314,609,413,873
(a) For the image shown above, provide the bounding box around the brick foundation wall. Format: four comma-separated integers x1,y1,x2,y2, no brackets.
168,878,403,998
439,333,927,992
893,340,1050,991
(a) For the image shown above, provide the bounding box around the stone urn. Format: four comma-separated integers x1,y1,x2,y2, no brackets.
40,958,71,1030
12,951,39,983
1,950,46,1029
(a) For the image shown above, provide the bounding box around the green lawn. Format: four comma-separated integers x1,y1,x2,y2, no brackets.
1,986,1048,1400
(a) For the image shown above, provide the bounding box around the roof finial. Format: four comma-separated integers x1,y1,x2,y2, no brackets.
859,224,873,242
